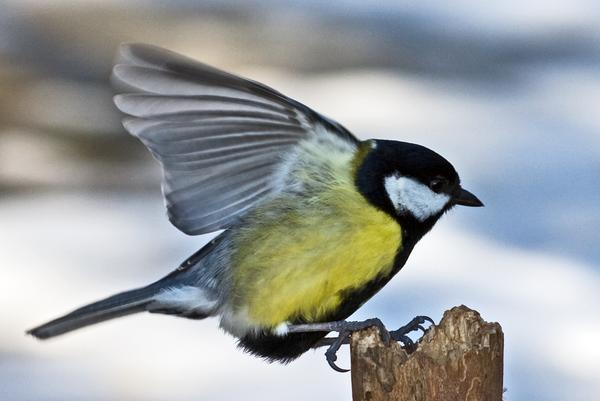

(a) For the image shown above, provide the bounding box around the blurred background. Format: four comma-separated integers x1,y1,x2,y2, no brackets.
1,1,599,400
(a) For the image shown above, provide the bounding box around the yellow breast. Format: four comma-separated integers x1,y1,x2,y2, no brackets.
229,144,402,328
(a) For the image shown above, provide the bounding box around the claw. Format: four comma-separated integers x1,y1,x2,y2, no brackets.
389,315,435,350
327,358,350,373
324,330,351,372
325,349,350,373
362,318,391,345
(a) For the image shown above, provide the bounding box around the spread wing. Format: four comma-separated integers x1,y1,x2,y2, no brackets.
112,43,359,235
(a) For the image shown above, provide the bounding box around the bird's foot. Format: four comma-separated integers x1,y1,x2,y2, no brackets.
293,315,435,372
322,319,392,372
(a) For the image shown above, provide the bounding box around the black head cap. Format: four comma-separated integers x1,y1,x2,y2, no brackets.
355,140,482,237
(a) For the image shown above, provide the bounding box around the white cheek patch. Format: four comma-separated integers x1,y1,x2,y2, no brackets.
384,175,451,221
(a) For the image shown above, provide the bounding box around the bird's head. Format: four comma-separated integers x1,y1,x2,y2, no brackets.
354,139,483,238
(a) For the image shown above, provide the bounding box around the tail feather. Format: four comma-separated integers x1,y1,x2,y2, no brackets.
27,285,158,339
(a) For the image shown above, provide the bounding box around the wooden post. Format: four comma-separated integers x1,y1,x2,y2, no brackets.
350,305,504,401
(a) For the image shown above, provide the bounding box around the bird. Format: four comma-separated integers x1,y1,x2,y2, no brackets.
28,43,483,371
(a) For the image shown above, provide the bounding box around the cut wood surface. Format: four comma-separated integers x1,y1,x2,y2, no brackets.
350,305,504,401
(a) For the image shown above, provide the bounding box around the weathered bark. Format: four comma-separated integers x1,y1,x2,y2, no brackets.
350,305,504,401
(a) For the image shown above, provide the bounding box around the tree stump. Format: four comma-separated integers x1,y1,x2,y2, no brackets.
350,305,504,401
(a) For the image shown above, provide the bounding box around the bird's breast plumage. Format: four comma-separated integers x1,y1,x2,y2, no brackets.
225,136,402,331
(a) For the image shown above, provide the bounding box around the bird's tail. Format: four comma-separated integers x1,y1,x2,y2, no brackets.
27,285,159,339
28,236,226,340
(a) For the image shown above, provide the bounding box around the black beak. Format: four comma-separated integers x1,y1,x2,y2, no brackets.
453,188,484,207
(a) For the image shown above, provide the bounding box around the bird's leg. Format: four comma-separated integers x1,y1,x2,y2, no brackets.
287,318,390,372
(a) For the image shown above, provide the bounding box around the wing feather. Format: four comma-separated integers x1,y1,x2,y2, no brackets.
113,43,359,235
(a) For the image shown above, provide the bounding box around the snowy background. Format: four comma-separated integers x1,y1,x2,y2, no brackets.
1,1,599,400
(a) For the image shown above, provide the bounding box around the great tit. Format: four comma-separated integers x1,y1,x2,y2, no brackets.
28,44,483,369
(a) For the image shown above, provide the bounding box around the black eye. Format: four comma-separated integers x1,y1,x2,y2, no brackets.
429,178,447,193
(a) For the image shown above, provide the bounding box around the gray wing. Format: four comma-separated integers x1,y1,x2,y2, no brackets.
113,43,359,235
